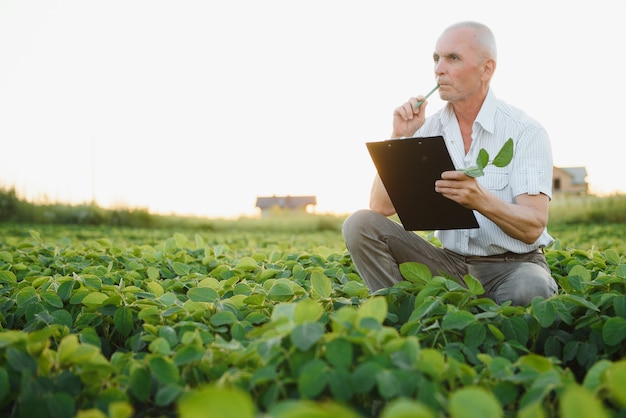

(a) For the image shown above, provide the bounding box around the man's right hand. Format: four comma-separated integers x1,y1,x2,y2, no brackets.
391,96,428,138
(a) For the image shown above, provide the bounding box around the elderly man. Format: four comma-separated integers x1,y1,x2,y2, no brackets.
342,21,557,306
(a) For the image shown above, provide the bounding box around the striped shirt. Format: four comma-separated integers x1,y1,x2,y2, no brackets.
413,88,554,256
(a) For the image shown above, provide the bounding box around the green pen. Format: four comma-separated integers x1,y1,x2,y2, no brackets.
413,84,440,109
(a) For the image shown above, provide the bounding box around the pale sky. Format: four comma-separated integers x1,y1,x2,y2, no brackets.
1,1,623,218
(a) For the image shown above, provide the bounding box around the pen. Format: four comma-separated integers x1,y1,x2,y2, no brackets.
413,85,440,109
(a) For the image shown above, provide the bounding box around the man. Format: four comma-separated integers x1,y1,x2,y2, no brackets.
342,21,557,306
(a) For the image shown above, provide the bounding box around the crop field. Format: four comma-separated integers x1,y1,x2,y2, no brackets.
0,220,625,418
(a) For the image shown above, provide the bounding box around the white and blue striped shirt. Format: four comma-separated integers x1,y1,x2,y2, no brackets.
414,88,554,256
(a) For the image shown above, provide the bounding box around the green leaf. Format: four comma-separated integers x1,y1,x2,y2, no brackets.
463,166,485,178
293,298,324,324
352,361,383,394
177,385,256,418
531,298,556,327
491,138,514,167
376,369,403,399
605,360,626,407
290,322,325,351
129,366,152,402
298,359,328,398
149,356,180,384
559,294,599,311
449,386,503,418
582,360,612,392
268,282,294,302
41,291,64,308
236,256,259,271
380,398,436,418
15,286,38,307
357,297,387,324
46,392,76,418
172,262,191,276
324,338,353,370
187,287,219,303
476,148,489,169
147,266,160,280
173,345,205,366
602,317,626,346
442,310,477,330
81,292,108,308
156,383,183,407
462,274,484,296
210,311,238,326
416,348,445,381
310,271,332,299
0,250,13,263
0,270,16,285
0,368,9,403
399,262,432,284
57,280,75,301
6,347,37,374
559,384,610,418
328,368,353,401
113,307,134,337
462,137,514,177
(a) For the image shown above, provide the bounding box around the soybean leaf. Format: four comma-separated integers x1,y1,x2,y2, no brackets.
605,361,626,407
449,386,502,418
531,298,556,327
310,271,332,299
0,271,16,285
442,310,476,330
492,138,514,167
129,366,152,402
356,297,387,324
297,359,328,398
602,317,626,346
463,138,514,178
463,166,485,178
560,385,611,418
113,307,134,337
290,322,325,351
376,369,403,399
324,338,353,370
399,262,432,284
149,357,180,384
476,148,489,169
462,274,484,296
177,385,256,418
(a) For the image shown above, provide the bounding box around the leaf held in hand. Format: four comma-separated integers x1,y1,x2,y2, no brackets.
476,148,489,169
462,138,514,178
492,138,514,167
463,166,485,178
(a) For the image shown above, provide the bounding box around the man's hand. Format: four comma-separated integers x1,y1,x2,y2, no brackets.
435,170,550,244
435,170,482,209
391,96,428,138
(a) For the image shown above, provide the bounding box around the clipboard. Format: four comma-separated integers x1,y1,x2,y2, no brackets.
366,136,479,231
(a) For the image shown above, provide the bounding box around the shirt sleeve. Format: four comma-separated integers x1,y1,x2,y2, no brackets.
509,124,553,198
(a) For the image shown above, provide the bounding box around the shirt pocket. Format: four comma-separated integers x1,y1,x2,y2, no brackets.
478,169,510,199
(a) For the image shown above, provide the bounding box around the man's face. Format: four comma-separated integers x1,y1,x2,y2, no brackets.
432,27,487,103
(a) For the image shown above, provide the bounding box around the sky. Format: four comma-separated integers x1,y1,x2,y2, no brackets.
1,1,624,218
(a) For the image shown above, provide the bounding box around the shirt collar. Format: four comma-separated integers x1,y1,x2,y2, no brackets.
438,88,497,134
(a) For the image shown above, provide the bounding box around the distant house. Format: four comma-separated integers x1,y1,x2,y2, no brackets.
255,195,317,216
553,166,588,195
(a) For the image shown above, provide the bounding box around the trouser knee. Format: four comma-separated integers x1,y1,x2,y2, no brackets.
342,209,382,246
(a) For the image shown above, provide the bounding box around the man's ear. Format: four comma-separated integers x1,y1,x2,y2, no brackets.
482,58,496,80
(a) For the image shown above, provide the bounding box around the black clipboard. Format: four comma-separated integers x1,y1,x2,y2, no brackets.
366,136,479,231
